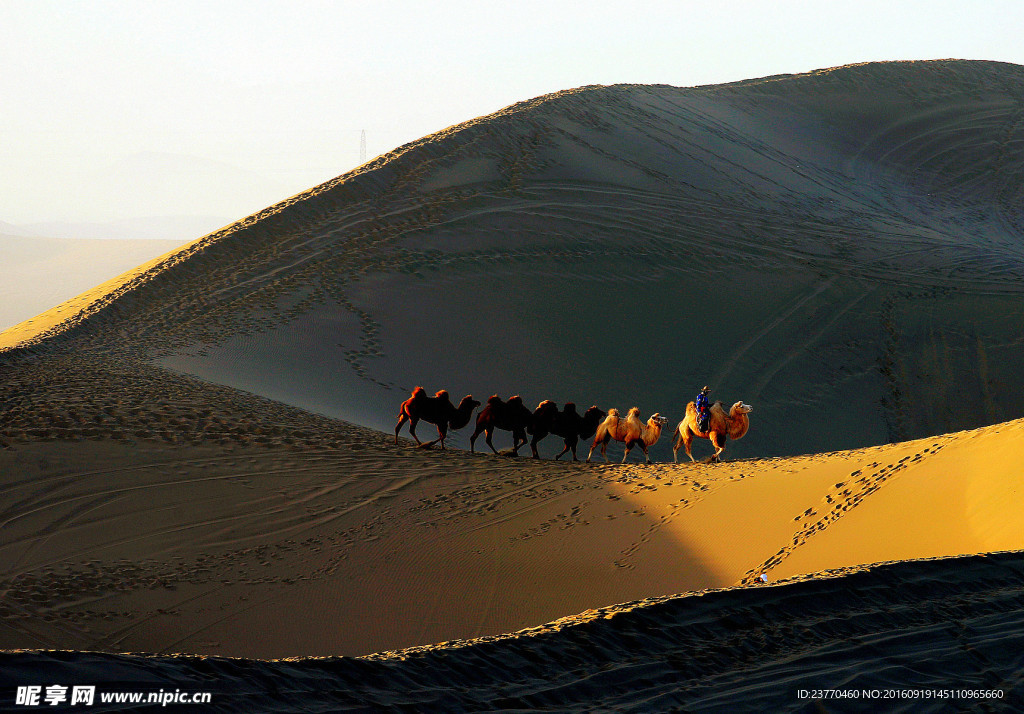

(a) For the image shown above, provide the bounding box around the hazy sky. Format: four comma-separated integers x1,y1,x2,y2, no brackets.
4,0,1023,231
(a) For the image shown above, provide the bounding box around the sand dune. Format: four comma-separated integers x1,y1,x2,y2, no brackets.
3,59,1024,710
4,60,1024,459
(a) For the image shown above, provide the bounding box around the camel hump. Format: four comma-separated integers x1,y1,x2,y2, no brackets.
435,389,450,400
411,386,426,398
508,395,523,406
487,395,503,406
606,407,620,417
537,399,556,410
627,407,641,417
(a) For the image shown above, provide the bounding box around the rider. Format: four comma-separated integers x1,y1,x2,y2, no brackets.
695,386,711,433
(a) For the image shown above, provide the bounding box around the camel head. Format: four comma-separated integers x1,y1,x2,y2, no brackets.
457,395,481,411
450,395,481,430
641,413,668,447
729,401,753,416
648,413,669,427
724,402,752,441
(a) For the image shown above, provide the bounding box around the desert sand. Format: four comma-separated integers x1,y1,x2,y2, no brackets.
2,59,1024,711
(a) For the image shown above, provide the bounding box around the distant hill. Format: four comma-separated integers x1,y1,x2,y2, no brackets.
5,59,1024,458
0,233,182,331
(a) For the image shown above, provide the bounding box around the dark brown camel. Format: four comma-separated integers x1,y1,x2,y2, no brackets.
529,401,607,460
395,387,480,449
470,395,532,455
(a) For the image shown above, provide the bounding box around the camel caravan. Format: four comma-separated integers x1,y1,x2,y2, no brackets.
394,386,754,464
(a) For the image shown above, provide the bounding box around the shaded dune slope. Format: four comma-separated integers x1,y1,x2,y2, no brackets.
3,551,1023,713
3,60,1024,458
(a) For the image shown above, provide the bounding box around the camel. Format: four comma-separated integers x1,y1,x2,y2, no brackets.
470,395,533,455
586,407,668,464
394,387,480,449
672,400,753,463
529,401,607,460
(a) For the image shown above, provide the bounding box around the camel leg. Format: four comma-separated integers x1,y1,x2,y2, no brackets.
682,428,696,463
556,436,577,461
671,427,681,463
408,417,422,445
642,442,652,464
417,422,446,450
395,414,409,444
586,435,603,463
621,443,631,464
485,428,498,455
710,432,726,462
600,437,610,463
512,429,526,456
531,433,543,459
469,424,483,453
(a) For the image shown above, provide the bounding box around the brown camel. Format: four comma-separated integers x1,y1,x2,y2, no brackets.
529,401,606,460
672,400,753,463
587,407,668,464
470,395,533,455
394,387,480,449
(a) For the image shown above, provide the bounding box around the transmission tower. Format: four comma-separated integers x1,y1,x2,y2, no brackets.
360,130,367,164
